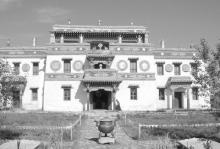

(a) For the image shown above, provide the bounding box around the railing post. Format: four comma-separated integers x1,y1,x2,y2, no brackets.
138,124,141,139
79,114,82,126
70,126,73,140
124,113,127,125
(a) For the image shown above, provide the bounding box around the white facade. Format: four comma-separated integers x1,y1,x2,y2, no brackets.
0,24,210,111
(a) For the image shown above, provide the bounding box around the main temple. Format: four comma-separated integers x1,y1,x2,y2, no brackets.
0,23,209,111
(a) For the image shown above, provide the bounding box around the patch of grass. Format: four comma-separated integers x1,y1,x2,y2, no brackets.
142,126,220,142
0,112,79,126
127,111,220,125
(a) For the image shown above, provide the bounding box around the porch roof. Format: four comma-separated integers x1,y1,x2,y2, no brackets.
166,76,192,88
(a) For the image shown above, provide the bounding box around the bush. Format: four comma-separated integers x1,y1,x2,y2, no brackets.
0,129,22,139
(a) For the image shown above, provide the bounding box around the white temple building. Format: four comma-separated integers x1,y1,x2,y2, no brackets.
0,23,210,111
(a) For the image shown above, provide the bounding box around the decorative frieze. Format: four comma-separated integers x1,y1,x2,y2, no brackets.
118,73,155,80
73,60,83,71
165,64,173,72
139,60,150,72
117,60,128,71
45,73,83,81
50,60,61,72
182,64,190,72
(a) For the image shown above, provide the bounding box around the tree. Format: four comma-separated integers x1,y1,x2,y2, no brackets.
192,39,220,108
0,59,26,109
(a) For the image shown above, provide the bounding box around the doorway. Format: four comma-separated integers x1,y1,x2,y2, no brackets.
12,90,20,108
174,92,183,109
91,89,111,110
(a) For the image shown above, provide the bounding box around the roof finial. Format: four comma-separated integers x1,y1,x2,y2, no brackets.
6,39,11,47
33,37,36,47
68,19,71,25
130,22,134,26
98,19,102,26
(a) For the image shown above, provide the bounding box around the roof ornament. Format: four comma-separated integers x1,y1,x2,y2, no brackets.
6,39,11,47
130,22,134,26
98,19,102,26
68,19,71,25
33,37,36,47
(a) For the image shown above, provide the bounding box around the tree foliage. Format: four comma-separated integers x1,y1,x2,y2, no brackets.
192,39,220,108
0,60,26,107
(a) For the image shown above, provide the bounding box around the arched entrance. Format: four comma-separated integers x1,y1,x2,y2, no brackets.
91,89,111,110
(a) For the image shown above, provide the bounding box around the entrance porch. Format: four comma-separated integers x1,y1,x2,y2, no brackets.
166,77,192,110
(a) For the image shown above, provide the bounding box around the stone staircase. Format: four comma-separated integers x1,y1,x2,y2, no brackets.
72,110,145,148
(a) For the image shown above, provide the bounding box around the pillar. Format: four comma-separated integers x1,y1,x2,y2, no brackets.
60,34,64,43
167,91,170,109
79,34,83,43
19,89,23,109
50,33,55,44
187,89,190,110
144,33,149,44
112,91,116,110
86,91,90,111
138,35,142,43
118,35,122,43
171,90,175,109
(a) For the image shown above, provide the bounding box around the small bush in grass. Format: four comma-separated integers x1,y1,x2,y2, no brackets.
0,129,22,139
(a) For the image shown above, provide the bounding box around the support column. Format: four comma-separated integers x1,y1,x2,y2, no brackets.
167,91,170,109
79,34,83,43
50,33,55,44
144,33,149,44
112,91,116,110
138,35,142,43
60,34,64,43
118,35,122,43
19,89,23,109
171,90,175,109
187,88,190,110
86,91,90,111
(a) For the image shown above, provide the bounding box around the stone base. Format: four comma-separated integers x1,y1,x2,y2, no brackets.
98,137,115,144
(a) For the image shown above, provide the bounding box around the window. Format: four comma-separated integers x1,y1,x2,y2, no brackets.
190,63,198,77
158,88,165,100
174,63,181,75
129,86,138,100
63,87,71,101
31,88,38,101
63,59,71,73
157,63,164,75
129,58,138,73
192,87,198,100
33,62,39,75
13,63,20,75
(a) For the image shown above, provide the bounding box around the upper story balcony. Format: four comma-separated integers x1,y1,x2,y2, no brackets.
49,24,150,45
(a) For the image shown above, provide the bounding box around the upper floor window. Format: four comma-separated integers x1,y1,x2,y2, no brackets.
192,87,198,100
31,88,38,101
63,59,72,73
33,62,39,75
174,63,181,75
158,88,165,100
94,63,107,69
13,62,20,75
156,62,164,75
129,58,138,73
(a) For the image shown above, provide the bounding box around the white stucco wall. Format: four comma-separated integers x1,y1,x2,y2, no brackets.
6,58,45,110
43,81,86,111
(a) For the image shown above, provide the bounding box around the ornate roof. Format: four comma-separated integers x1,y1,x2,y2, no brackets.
52,24,148,33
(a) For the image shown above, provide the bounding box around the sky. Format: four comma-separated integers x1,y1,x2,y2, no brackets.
0,0,220,48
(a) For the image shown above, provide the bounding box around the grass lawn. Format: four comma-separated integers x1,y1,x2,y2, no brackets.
0,112,81,142
121,111,220,142
0,112,79,126
126,111,220,125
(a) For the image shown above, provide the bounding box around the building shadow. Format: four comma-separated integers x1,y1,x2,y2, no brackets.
75,82,87,111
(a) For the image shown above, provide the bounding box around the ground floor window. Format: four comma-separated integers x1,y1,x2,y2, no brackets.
158,88,165,100
128,85,138,100
31,88,38,101
63,87,71,101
